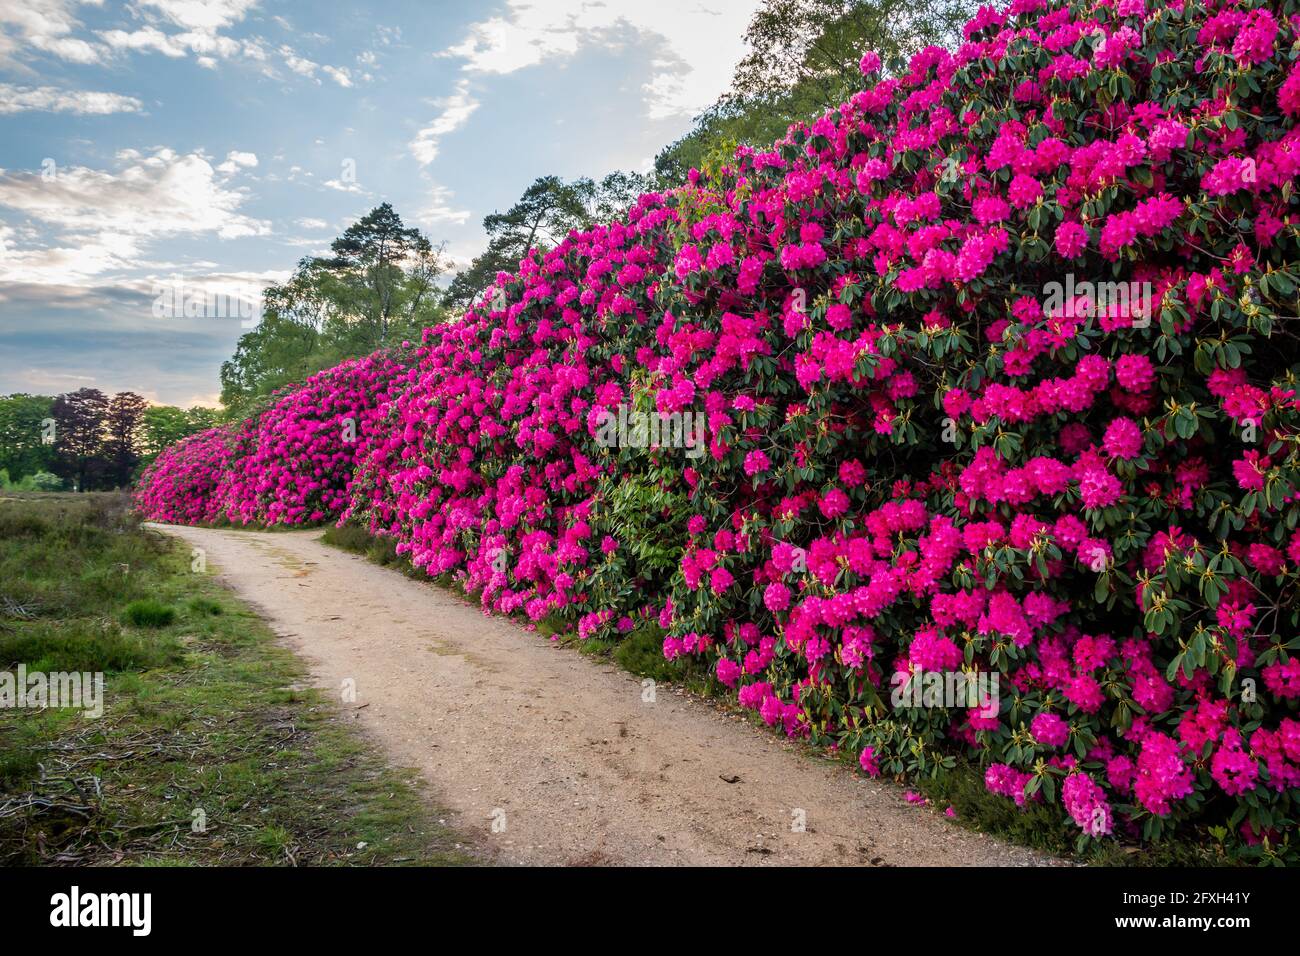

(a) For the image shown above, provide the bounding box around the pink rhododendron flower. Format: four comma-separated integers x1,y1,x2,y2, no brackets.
1031,712,1070,748
1062,773,1112,836
1134,732,1194,816
1102,417,1143,459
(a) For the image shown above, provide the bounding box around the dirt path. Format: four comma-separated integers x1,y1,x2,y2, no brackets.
150,524,1057,867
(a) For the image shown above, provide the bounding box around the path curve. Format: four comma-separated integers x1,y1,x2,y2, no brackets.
151,523,1058,867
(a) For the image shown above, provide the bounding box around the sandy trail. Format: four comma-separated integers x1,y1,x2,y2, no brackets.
150,523,1056,867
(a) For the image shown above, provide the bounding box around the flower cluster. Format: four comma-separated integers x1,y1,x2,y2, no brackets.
139,352,409,527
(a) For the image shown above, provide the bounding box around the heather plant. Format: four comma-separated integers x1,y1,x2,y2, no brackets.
137,0,1300,861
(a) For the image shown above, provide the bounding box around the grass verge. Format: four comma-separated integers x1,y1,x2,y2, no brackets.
0,494,475,866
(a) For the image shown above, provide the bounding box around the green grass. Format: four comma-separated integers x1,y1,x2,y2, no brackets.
122,598,177,628
1,621,180,674
321,523,411,571
186,596,223,617
0,493,476,867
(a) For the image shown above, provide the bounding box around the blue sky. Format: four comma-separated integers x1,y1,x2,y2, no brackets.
0,0,759,406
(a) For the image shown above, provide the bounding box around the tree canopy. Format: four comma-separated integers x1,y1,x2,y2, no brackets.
442,173,649,310
221,203,448,415
654,0,976,183
0,391,216,491
0,393,55,483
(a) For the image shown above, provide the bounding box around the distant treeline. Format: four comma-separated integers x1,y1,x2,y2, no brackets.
0,391,217,492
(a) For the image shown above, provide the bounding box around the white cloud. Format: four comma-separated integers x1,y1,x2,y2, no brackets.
99,25,246,61
215,150,258,174
8,368,99,388
272,45,358,87
0,83,143,114
0,147,270,285
0,0,313,83
0,0,106,68
136,0,259,33
98,5,263,66
296,217,328,230
409,79,479,166
0,0,267,72
240,36,267,60
321,178,365,194
93,2,304,77
436,237,486,274
418,182,471,226
322,64,352,87
134,267,286,322
0,232,136,284
280,45,318,79
276,236,333,250
441,0,760,119
98,24,188,57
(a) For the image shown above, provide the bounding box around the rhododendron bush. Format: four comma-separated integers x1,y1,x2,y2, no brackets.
215,353,410,526
136,425,239,525
138,0,1300,858
140,352,410,528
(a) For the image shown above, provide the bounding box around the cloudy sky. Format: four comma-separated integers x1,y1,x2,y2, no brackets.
0,0,759,407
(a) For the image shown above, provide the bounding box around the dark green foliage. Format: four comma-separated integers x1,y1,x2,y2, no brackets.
221,204,449,416
123,599,177,628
